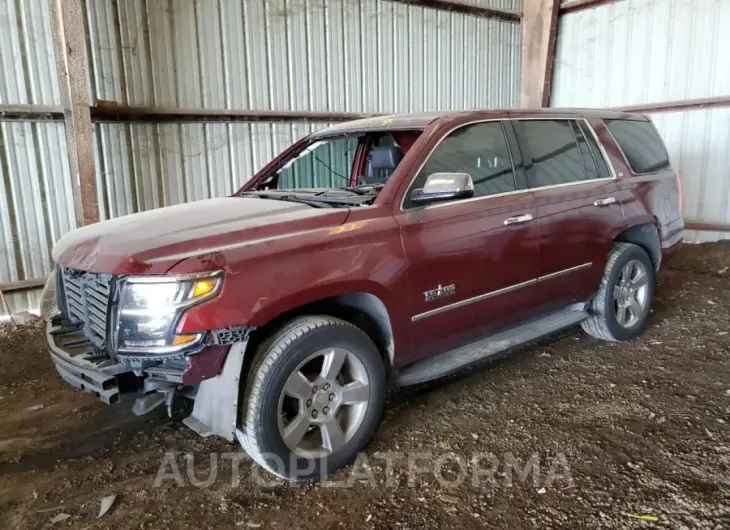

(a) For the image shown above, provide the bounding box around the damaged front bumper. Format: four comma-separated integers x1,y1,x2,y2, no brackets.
47,320,129,404
46,319,251,442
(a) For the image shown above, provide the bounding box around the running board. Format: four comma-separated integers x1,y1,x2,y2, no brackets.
396,305,589,387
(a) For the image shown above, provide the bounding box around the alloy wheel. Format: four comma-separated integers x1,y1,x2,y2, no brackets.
277,348,371,459
613,259,650,328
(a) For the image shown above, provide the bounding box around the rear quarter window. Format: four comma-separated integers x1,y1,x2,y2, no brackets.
605,119,671,174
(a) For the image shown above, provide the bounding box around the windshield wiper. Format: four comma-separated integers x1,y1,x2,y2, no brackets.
243,190,377,207
344,183,384,195
242,192,331,208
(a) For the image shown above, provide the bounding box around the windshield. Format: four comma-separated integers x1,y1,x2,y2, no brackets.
278,136,358,189
243,130,421,208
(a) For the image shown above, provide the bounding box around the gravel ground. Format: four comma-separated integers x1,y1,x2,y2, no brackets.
0,243,729,529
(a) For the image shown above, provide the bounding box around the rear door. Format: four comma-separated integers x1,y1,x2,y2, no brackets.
511,119,624,310
396,121,540,361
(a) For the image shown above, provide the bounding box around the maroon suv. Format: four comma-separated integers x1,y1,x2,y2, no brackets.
46,108,683,480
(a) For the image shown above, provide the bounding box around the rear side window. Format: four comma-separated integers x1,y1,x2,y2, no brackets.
513,120,587,188
404,121,515,208
605,119,671,174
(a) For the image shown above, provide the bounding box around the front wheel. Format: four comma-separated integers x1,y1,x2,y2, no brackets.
238,316,386,481
582,243,655,342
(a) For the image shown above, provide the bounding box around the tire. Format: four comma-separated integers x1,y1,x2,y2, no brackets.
581,243,655,342
238,315,386,481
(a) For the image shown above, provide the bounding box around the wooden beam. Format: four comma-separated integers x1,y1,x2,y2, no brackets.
89,106,377,124
685,221,730,233
0,104,65,121
615,96,730,114
51,0,99,226
388,0,520,22
521,0,561,108
0,278,48,293
560,0,620,15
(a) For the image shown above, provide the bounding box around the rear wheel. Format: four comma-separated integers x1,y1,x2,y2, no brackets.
582,243,655,342
239,316,386,481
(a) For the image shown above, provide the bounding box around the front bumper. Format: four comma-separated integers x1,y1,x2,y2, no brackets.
47,319,251,441
46,319,243,407
46,321,128,404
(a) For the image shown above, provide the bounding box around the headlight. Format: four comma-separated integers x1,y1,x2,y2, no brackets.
115,271,223,355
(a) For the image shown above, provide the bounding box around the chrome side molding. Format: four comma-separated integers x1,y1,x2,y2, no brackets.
411,263,593,322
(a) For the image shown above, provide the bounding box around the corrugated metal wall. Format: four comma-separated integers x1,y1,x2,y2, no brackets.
91,121,327,219
0,0,61,105
84,0,522,218
85,0,521,112
0,0,76,315
0,0,522,317
552,0,730,242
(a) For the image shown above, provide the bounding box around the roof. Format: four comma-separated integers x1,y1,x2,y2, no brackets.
311,112,454,137
311,107,648,137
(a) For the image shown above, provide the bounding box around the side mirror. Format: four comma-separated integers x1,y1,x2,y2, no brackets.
410,173,474,205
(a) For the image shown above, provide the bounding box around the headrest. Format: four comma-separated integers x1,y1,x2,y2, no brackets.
371,146,404,170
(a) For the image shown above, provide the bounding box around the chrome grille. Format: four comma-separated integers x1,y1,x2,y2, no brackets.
60,268,113,347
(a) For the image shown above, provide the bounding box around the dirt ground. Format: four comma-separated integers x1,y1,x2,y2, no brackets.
1,243,729,529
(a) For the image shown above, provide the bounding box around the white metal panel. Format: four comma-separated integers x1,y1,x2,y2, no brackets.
553,0,730,243
85,0,521,112
0,0,61,105
651,108,730,243
552,0,730,108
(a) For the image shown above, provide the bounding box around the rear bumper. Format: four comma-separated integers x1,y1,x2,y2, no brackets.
46,321,126,404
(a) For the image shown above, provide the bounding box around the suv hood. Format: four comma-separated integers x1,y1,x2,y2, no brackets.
52,197,351,274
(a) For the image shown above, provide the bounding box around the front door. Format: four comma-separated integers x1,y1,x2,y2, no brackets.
396,121,540,362
511,118,624,310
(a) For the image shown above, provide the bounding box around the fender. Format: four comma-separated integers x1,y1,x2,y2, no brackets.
170,214,411,351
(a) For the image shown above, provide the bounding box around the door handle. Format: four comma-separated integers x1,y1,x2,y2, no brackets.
594,197,616,207
503,213,534,226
